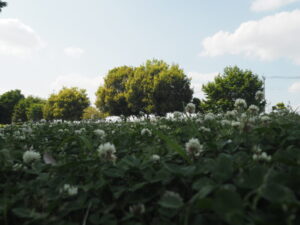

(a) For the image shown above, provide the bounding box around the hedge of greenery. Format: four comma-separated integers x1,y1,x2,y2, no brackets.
1,106,300,225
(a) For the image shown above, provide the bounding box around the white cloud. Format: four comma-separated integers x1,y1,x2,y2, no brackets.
288,82,300,93
64,47,85,58
188,72,218,99
201,10,300,65
51,74,104,104
0,19,44,56
251,0,299,12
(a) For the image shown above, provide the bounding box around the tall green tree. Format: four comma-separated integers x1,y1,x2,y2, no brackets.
12,96,46,122
95,66,134,116
0,1,7,12
201,66,265,112
44,87,90,120
95,59,193,116
0,90,24,124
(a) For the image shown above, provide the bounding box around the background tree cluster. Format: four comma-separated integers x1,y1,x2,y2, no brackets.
0,63,266,124
201,66,265,112
0,0,6,12
95,59,193,116
43,87,90,121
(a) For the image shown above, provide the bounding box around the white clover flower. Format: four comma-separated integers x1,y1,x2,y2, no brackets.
141,128,152,136
260,115,271,122
204,113,215,121
12,163,24,171
252,151,271,162
221,119,231,126
61,184,78,196
159,125,170,130
23,150,41,164
94,129,106,139
97,142,117,163
248,105,260,114
173,111,182,119
199,127,211,133
234,98,247,109
196,118,203,124
129,203,145,215
151,154,160,162
255,90,264,101
249,116,257,123
185,138,204,158
241,113,247,120
185,103,196,114
74,129,83,135
231,121,241,128
226,110,238,118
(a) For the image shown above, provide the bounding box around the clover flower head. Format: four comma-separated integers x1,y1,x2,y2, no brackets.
173,111,182,119
185,103,196,114
248,105,260,114
60,184,78,196
185,138,204,158
234,98,247,109
199,126,211,133
129,203,145,215
255,91,264,101
23,150,41,164
252,152,271,162
151,154,160,162
226,110,238,118
97,142,117,163
141,128,152,136
260,115,271,122
204,113,215,121
221,119,231,126
94,129,106,139
231,121,241,128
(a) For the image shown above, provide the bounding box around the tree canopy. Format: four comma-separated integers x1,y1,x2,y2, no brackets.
44,87,90,121
96,59,193,116
0,1,7,12
0,90,24,124
12,96,46,122
201,66,265,112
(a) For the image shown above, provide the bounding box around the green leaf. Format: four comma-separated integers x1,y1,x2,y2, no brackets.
159,192,184,209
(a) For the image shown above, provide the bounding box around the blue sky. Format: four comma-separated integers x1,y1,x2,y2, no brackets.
0,0,300,110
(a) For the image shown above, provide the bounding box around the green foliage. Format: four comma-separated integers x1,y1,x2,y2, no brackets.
82,106,106,119
0,0,7,12
27,103,45,121
202,66,265,112
1,107,300,225
12,96,45,122
0,90,24,124
95,66,135,116
44,87,90,120
96,59,193,116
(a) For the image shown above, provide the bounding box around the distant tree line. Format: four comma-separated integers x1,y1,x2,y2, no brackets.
0,59,267,124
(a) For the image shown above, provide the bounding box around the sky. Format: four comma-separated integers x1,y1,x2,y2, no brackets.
0,0,300,111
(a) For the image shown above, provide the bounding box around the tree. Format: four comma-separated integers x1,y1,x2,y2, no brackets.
44,87,90,120
96,59,193,116
12,96,46,122
0,90,24,124
27,103,45,121
82,106,106,119
0,1,7,12
201,66,265,112
95,66,134,116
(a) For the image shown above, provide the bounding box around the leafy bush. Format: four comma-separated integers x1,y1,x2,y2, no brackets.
0,105,300,225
